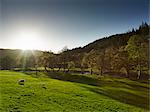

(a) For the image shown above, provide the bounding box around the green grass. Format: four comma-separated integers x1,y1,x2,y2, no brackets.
0,71,149,112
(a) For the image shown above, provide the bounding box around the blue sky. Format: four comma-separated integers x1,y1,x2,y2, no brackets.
0,0,149,52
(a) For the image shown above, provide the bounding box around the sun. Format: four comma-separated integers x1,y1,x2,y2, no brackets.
13,29,43,50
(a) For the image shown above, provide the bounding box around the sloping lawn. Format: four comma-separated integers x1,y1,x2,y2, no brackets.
0,71,149,112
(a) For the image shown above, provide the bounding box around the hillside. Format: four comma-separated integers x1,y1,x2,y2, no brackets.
0,71,149,112
65,22,149,54
59,23,149,77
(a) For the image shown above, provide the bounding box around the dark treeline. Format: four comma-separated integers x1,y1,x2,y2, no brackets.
0,23,149,79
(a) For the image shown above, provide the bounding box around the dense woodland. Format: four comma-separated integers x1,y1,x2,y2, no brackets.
0,23,149,79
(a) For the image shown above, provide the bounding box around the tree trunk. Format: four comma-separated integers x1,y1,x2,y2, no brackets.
63,64,66,72
137,63,141,80
63,68,65,72
57,67,61,72
35,66,37,76
137,70,141,79
100,66,104,76
44,66,48,72
52,68,55,72
126,69,130,78
90,68,93,75
67,68,70,73
100,68,103,76
81,68,84,74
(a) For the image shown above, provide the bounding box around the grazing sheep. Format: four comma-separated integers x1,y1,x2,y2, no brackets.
42,86,47,89
18,79,25,85
41,83,47,89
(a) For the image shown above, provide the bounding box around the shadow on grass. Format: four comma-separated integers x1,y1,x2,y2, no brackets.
48,72,100,86
21,71,149,110
80,85,149,110
47,72,149,110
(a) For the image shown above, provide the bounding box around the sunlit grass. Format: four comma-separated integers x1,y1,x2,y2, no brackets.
0,71,149,112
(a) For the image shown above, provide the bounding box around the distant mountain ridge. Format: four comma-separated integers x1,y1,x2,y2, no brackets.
64,22,149,54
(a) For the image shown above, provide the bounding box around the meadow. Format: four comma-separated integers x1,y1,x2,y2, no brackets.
0,70,149,112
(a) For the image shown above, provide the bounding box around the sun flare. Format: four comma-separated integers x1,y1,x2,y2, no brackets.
12,29,43,50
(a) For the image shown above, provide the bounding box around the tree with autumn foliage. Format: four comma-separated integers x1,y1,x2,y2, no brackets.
125,35,149,79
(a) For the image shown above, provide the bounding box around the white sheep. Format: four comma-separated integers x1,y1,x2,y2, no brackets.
18,79,25,85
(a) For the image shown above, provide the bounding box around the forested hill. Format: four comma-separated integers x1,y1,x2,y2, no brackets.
65,22,149,54
58,22,149,79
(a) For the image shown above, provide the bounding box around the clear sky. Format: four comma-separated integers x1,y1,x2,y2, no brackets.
0,0,149,52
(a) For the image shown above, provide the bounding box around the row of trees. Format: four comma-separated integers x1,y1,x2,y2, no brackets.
36,23,149,79
81,34,149,78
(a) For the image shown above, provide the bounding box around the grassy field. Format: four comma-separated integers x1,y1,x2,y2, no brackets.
0,71,149,112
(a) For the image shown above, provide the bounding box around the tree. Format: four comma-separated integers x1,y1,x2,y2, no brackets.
104,47,117,72
82,50,97,75
59,53,68,72
81,54,88,74
54,55,63,72
39,51,54,72
95,49,106,75
0,56,14,70
66,61,75,72
111,47,132,77
125,35,148,79
137,22,149,36
59,46,68,53
48,57,54,72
